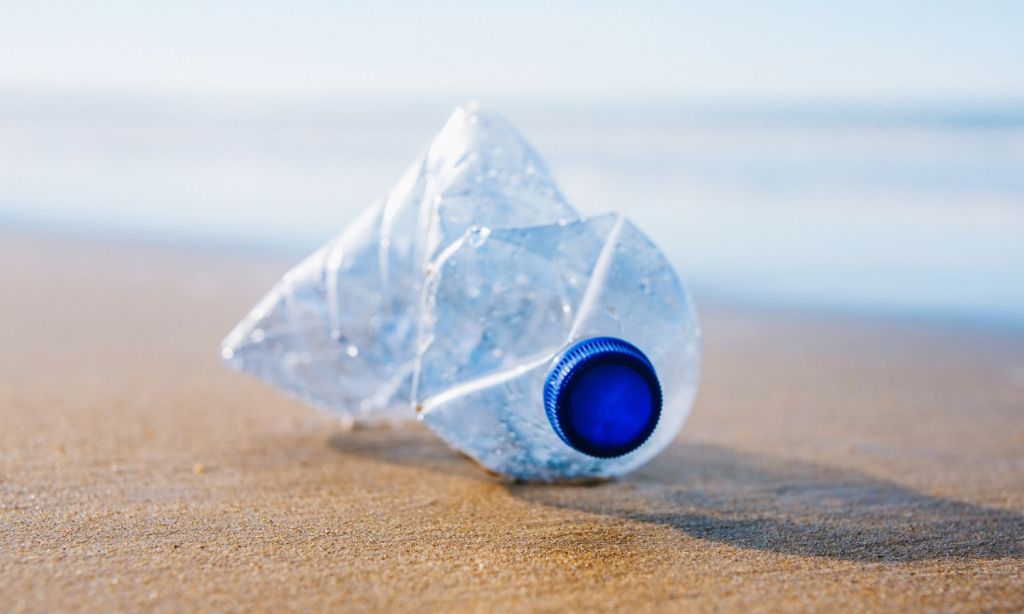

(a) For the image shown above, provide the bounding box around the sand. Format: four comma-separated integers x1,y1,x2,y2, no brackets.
1,231,1022,612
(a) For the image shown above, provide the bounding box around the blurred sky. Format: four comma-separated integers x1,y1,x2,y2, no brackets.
1,2,1023,325
2,1,1023,103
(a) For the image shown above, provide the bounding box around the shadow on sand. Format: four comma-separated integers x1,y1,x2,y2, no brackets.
329,429,1024,562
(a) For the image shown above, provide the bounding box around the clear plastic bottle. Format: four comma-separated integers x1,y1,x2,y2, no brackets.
222,102,701,480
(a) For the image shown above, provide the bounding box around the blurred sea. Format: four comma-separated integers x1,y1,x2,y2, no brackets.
2,94,1022,326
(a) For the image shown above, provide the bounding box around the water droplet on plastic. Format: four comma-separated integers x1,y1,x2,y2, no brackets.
467,226,491,247
249,329,266,343
346,344,360,358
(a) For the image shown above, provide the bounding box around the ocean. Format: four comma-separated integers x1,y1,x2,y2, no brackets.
2,95,1022,326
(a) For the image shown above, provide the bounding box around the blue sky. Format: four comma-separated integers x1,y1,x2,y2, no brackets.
2,1,1022,103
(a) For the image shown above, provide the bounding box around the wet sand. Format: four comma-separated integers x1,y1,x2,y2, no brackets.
1,231,1022,612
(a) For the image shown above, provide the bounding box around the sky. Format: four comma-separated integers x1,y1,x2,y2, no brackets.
1,1,1022,104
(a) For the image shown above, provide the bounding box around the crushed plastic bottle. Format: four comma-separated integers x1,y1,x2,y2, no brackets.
222,102,701,481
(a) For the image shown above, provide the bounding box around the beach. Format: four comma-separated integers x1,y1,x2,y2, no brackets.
1,230,1022,612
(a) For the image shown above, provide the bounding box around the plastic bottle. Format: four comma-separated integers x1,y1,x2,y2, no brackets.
222,102,701,481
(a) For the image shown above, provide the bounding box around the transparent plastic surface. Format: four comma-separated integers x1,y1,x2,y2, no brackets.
222,102,701,480
221,102,576,424
415,214,701,480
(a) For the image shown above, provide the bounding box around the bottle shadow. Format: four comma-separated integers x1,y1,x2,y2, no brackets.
328,430,1024,562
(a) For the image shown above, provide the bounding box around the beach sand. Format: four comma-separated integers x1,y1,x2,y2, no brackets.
1,231,1022,612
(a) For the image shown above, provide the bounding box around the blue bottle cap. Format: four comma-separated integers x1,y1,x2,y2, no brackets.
544,337,662,458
